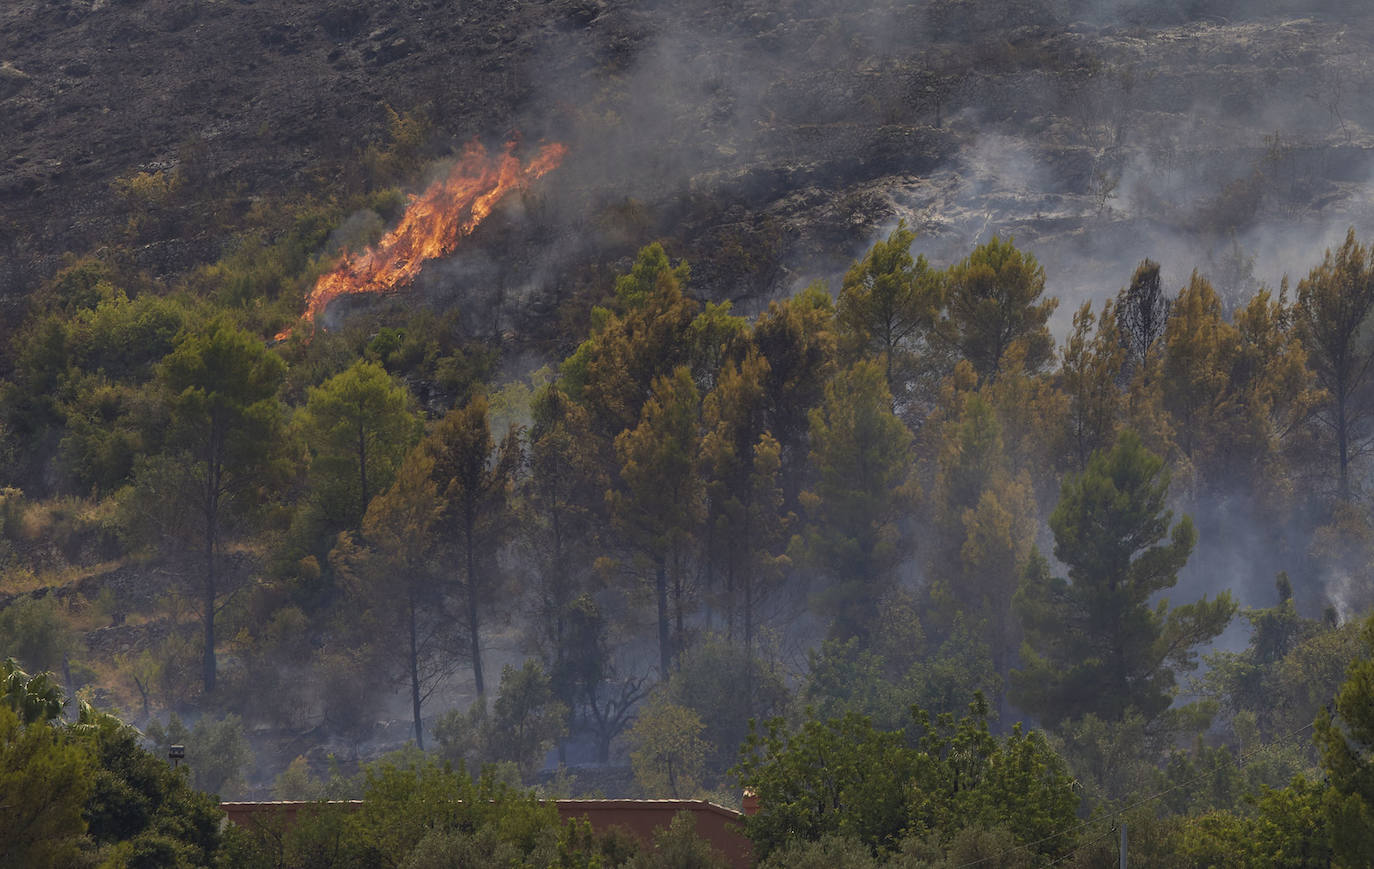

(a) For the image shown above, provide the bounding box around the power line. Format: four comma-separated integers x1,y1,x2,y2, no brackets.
1045,825,1117,867
954,719,1317,868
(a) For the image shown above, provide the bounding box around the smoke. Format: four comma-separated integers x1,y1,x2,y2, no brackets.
452,0,1374,658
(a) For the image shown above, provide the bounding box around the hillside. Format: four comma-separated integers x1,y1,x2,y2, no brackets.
5,0,1372,336
4,3,1374,861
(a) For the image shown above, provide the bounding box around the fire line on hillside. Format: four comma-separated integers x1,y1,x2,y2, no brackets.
275,139,568,342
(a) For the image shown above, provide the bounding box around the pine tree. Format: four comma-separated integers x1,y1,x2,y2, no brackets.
359,447,446,747
942,237,1057,381
1315,615,1374,864
835,221,943,404
610,366,704,675
1061,300,1124,471
301,359,419,529
700,349,791,655
1013,431,1234,725
427,395,520,697
1294,228,1374,501
159,320,285,693
800,360,914,642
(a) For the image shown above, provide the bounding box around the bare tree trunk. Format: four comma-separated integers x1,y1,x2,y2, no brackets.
1338,389,1351,501
410,595,424,748
655,554,670,676
466,522,485,696
202,445,220,695
672,554,686,668
357,417,369,522
203,540,216,694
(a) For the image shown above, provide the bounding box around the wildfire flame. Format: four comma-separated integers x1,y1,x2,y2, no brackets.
276,139,568,342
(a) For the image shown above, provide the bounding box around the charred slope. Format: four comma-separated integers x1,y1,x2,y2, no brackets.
2,0,1373,332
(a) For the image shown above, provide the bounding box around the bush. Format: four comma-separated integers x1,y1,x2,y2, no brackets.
145,712,253,799
0,596,75,675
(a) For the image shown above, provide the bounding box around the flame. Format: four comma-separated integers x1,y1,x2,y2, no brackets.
277,139,568,341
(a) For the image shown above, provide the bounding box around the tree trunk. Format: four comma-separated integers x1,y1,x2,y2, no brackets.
743,576,755,722
410,595,424,749
743,573,753,659
1338,387,1351,501
466,522,485,696
203,542,216,694
357,416,369,522
655,554,670,677
202,447,220,695
672,553,686,668
725,559,735,644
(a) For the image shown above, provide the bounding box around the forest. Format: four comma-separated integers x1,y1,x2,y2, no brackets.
5,203,1374,864
4,0,1374,864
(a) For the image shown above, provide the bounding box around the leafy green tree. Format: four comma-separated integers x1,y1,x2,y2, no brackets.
773,705,895,855
628,692,709,798
487,660,568,778
755,835,879,869
428,394,521,697
58,376,155,496
1316,613,1374,865
250,749,636,867
835,221,943,403
1168,774,1333,869
434,659,567,780
273,755,325,801
0,703,90,868
0,671,230,867
79,705,226,866
915,699,1077,860
942,236,1057,380
798,360,914,641
145,711,253,798
1295,228,1374,501
685,299,750,394
158,319,286,693
301,359,419,529
1158,271,1249,492
804,608,998,734
735,696,1076,862
0,597,76,677
0,658,64,725
1198,575,1355,743
1014,431,1234,725
1229,286,1321,501
622,811,731,869
664,636,791,779
946,472,1037,717
1250,775,1333,868
610,366,704,675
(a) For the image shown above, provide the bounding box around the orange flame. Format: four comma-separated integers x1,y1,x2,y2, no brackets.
277,139,568,341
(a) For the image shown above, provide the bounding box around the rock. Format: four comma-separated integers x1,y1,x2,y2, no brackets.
0,62,30,99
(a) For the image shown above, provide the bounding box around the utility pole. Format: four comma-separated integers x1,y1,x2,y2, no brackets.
1119,821,1127,869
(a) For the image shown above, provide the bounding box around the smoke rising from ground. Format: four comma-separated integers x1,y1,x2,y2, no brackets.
456,0,1374,626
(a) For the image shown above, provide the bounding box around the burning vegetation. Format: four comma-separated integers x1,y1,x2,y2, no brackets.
276,139,567,342
8,0,1374,866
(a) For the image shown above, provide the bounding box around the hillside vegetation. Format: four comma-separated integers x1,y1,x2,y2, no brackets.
5,0,1374,865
